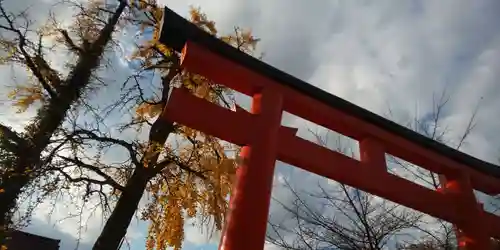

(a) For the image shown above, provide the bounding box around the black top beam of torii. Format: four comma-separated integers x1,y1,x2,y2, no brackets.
157,6,500,179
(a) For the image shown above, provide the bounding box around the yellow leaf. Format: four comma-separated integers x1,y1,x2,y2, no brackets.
133,5,259,250
8,85,46,113
135,102,163,119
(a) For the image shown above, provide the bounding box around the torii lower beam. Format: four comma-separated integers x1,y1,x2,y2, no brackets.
158,7,500,248
163,86,500,249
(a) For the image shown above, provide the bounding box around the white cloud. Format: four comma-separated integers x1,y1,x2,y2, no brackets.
183,219,219,246
264,242,281,250
181,0,500,248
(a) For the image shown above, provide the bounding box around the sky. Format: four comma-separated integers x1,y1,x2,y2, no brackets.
2,0,500,249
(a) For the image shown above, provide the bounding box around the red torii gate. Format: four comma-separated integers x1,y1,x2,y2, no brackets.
158,7,500,250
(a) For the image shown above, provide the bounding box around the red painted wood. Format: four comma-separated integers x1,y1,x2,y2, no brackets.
163,87,252,145
438,175,466,248
161,40,500,249
276,132,457,223
219,88,283,250
360,138,387,173
444,175,489,249
180,41,500,195
484,212,500,239
163,89,457,227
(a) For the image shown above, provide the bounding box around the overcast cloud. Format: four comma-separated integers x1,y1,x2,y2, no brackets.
2,0,500,249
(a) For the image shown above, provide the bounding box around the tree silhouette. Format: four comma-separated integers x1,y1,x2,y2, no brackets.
39,6,259,250
0,0,135,246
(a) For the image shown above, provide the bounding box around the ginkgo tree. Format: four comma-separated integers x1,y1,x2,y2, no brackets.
42,5,259,250
0,0,157,245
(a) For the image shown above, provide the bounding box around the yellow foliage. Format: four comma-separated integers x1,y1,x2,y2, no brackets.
189,7,217,35
0,40,17,64
139,130,238,249
128,0,159,11
135,102,163,120
38,21,60,39
128,4,259,250
220,27,260,54
143,140,237,250
71,0,112,44
8,84,46,113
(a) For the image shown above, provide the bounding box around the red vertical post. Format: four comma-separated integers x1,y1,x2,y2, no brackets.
438,175,466,248
444,173,490,250
359,138,387,174
219,88,283,250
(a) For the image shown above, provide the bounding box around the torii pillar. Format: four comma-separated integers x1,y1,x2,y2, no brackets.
218,89,283,250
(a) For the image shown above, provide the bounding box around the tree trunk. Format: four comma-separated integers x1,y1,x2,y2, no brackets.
92,168,150,250
0,1,127,242
0,171,30,247
92,75,176,249
92,116,175,250
25,0,127,150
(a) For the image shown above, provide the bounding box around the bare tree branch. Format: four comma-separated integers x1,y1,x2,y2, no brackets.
0,1,59,99
54,155,125,191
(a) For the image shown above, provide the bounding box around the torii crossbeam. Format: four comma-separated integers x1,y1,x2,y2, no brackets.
158,6,500,250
